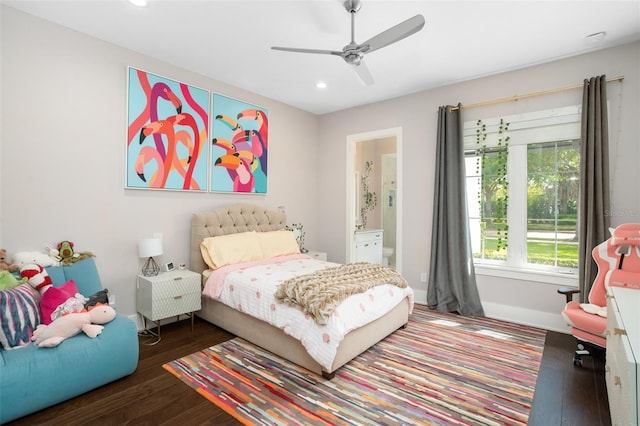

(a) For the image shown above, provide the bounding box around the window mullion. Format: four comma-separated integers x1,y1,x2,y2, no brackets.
507,145,528,266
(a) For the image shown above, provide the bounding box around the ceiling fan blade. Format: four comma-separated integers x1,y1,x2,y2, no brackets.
360,14,425,54
352,59,374,86
271,46,343,56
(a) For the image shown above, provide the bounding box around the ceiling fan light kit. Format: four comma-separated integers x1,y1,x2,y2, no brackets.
271,0,425,86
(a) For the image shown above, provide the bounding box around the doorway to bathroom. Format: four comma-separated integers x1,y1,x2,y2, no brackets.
381,153,397,269
346,127,402,273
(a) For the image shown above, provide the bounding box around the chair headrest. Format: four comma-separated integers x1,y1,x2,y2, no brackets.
610,223,640,247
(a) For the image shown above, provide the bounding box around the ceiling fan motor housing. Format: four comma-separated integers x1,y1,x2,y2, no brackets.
344,0,362,14
343,42,365,65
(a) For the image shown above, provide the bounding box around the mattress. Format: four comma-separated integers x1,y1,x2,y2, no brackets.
203,254,414,371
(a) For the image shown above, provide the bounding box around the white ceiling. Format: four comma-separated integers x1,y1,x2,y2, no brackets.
4,0,640,115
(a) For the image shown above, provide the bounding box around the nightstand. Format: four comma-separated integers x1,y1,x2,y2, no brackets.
306,250,328,261
136,269,201,336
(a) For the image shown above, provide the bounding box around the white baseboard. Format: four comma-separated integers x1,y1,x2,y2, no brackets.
481,301,571,334
410,289,570,334
413,289,427,305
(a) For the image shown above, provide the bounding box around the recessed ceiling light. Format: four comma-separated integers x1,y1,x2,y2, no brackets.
127,0,148,7
315,81,327,89
585,31,606,44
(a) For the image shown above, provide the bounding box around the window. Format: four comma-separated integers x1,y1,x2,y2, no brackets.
464,106,581,276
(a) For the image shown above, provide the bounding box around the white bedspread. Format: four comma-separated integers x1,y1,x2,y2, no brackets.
202,254,414,371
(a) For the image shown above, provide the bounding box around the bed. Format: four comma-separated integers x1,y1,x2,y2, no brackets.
190,203,413,379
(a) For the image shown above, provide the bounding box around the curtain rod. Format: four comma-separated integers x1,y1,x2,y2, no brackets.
450,75,624,111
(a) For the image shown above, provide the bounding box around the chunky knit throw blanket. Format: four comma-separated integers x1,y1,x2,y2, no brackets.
275,262,408,325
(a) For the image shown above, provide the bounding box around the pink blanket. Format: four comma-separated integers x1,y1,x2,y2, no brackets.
202,254,309,299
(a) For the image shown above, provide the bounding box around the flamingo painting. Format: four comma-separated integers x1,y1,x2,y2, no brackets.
211,94,268,193
126,67,209,191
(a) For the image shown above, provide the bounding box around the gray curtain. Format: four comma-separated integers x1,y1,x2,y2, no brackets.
578,75,611,302
428,104,485,316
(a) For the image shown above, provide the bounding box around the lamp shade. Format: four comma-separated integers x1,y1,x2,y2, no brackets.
138,238,163,258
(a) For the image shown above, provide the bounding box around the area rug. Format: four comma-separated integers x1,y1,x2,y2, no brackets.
163,305,546,425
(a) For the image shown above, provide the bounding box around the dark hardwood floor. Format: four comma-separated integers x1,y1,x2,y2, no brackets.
8,317,610,426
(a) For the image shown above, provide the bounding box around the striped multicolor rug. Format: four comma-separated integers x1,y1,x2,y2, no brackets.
163,305,546,425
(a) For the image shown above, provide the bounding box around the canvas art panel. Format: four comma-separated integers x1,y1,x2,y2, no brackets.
210,94,268,193
126,67,209,191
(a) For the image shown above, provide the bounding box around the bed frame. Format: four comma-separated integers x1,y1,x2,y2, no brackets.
190,203,410,379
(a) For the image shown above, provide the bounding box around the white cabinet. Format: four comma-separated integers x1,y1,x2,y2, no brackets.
354,230,383,265
606,286,639,426
136,269,201,336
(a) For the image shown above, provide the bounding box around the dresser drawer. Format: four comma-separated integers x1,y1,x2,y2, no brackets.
606,287,639,426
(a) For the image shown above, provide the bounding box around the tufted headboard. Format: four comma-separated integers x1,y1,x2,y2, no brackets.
190,204,287,274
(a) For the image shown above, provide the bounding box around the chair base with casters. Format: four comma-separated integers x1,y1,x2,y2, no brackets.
559,285,607,366
558,223,640,366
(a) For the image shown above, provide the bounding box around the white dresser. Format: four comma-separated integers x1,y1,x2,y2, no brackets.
354,229,383,265
606,286,639,426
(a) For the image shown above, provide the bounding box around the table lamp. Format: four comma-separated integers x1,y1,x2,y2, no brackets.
138,238,163,276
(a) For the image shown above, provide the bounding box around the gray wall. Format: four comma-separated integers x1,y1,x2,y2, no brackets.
2,5,639,331
317,41,639,330
1,7,320,317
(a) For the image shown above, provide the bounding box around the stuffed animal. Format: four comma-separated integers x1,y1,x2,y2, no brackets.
50,293,89,322
61,251,94,266
54,241,95,266
20,263,53,293
0,270,27,290
39,280,80,324
57,241,75,260
84,288,109,309
31,304,116,348
45,245,62,262
14,251,60,268
0,249,20,273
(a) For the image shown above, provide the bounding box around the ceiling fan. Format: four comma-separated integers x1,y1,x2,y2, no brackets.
271,0,425,86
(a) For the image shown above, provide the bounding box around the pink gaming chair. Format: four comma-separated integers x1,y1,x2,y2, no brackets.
558,223,640,366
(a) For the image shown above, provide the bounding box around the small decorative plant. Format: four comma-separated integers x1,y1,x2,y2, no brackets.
285,223,307,253
360,160,377,228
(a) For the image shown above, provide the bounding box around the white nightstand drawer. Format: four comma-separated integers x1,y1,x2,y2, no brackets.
148,292,201,320
307,250,327,261
147,273,200,300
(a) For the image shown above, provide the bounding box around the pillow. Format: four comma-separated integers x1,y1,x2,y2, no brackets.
257,230,301,259
0,283,41,350
40,279,79,325
610,224,640,247
200,231,264,270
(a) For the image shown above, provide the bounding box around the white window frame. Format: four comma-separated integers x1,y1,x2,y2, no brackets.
463,105,581,286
